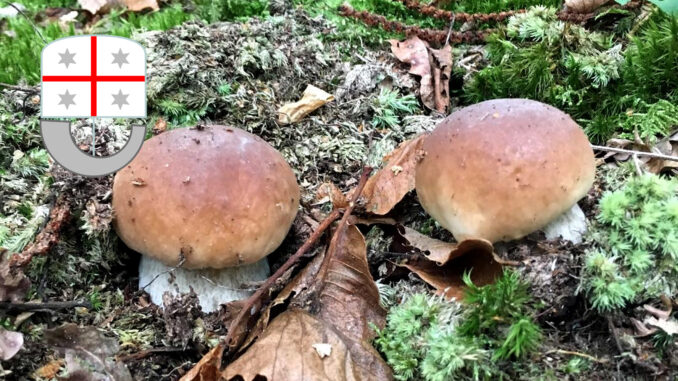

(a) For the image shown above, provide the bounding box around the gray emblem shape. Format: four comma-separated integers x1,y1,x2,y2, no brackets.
40,120,146,177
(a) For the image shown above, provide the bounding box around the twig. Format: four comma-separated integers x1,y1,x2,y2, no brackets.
545,349,609,363
0,300,91,312
592,144,678,162
632,154,644,176
1,1,47,44
392,0,523,23
118,346,186,362
0,82,39,93
221,167,373,352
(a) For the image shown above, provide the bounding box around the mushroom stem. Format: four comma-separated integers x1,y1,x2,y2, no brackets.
139,256,270,313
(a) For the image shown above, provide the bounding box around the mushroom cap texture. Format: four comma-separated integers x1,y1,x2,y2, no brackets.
112,126,300,269
415,99,595,243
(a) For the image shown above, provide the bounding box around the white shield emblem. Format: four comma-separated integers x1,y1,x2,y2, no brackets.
41,35,146,118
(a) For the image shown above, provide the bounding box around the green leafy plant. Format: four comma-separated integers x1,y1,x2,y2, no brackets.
375,270,542,380
372,88,420,129
581,174,678,311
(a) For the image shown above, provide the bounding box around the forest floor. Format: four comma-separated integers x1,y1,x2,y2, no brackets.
0,0,677,380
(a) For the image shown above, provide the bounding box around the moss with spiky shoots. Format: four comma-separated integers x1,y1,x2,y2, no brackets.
581,174,678,312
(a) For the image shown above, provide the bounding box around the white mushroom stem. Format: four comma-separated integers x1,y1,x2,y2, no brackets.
543,203,588,244
139,256,270,313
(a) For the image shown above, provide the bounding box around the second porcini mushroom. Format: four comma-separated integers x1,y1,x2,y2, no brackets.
112,126,300,312
415,98,595,243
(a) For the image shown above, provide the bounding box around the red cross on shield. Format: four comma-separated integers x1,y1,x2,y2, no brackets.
41,35,146,118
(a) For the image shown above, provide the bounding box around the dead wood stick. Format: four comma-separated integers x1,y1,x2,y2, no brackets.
0,300,91,312
592,144,678,162
0,82,39,92
545,349,608,363
221,167,373,352
118,346,186,362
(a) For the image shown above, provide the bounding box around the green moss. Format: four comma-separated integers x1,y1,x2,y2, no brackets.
581,174,678,312
464,7,678,143
371,88,420,129
375,270,542,381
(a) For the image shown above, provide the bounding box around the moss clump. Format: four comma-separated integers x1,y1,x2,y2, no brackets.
375,270,542,381
581,174,678,312
464,7,678,143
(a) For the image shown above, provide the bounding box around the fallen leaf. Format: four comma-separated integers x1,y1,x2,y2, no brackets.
402,245,502,301
224,225,392,380
645,316,678,336
33,359,66,379
602,133,678,174
315,182,348,209
565,0,610,13
396,225,493,265
390,36,452,112
179,344,223,381
45,323,133,381
428,43,452,113
0,249,30,303
277,85,335,124
0,327,23,361
0,2,25,18
153,117,167,135
78,0,158,15
358,134,427,215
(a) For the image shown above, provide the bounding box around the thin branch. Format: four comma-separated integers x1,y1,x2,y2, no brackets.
545,349,609,363
221,167,373,353
591,144,678,162
0,82,39,93
118,346,187,362
0,300,91,312
1,1,47,44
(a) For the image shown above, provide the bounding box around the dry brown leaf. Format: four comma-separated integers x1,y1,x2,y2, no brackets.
277,85,335,124
315,182,348,209
33,359,66,379
45,323,132,381
0,327,23,361
153,117,167,135
78,0,158,15
390,36,451,112
179,344,223,381
224,225,392,380
603,133,678,174
565,0,610,13
402,245,502,301
397,226,493,265
359,134,427,215
428,43,452,113
0,250,30,303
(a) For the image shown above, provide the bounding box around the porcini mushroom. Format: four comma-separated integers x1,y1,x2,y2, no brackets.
112,126,300,312
415,98,595,243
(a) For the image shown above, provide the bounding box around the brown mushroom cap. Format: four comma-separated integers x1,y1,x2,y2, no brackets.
112,126,300,269
415,99,595,243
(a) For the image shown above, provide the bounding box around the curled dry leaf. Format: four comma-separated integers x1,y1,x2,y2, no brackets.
316,182,348,209
564,0,610,13
603,133,678,174
396,225,493,265
179,344,223,381
78,0,159,15
224,225,392,380
0,327,24,361
44,323,133,381
277,84,335,124
358,134,427,215
390,36,452,112
394,228,501,300
0,250,30,303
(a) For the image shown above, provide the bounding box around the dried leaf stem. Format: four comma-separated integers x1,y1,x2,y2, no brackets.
339,3,493,44
592,144,678,163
